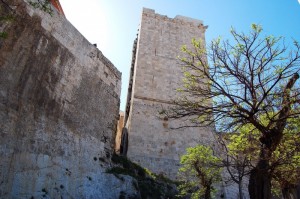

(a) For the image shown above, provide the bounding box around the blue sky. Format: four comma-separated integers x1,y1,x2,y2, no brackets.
59,0,300,111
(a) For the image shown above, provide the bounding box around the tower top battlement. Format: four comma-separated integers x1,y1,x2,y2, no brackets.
142,7,207,29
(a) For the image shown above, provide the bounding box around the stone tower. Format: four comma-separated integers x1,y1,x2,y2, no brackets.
124,8,215,178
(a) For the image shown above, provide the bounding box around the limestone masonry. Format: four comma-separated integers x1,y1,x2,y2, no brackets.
0,1,226,198
0,1,139,198
124,8,215,179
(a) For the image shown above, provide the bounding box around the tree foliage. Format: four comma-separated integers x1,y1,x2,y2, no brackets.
167,25,300,133
181,119,300,199
164,24,300,199
217,129,255,199
224,116,300,198
269,117,300,197
178,145,222,199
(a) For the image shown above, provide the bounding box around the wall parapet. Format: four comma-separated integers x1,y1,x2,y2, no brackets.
142,7,207,30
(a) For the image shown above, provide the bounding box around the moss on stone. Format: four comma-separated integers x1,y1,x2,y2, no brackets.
107,153,179,199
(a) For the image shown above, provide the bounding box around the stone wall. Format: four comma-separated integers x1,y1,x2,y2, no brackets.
115,111,125,154
0,1,138,198
125,8,215,179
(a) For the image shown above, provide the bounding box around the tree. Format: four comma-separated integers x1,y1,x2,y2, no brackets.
178,145,222,199
224,118,300,199
217,130,255,199
269,116,300,198
179,120,299,199
164,24,300,199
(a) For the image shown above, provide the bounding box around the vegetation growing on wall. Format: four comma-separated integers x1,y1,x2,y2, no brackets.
107,154,179,199
28,0,53,16
0,0,52,39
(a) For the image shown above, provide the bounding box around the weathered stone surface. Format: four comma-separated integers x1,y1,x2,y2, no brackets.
115,112,125,154
0,1,139,198
125,8,215,179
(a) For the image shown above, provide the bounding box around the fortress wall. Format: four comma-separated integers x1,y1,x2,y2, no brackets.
126,8,215,179
0,1,139,198
133,8,206,101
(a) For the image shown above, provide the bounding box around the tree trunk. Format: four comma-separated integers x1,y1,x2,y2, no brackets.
249,73,300,199
238,181,244,199
296,182,300,199
248,157,272,199
204,186,211,199
282,186,297,199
